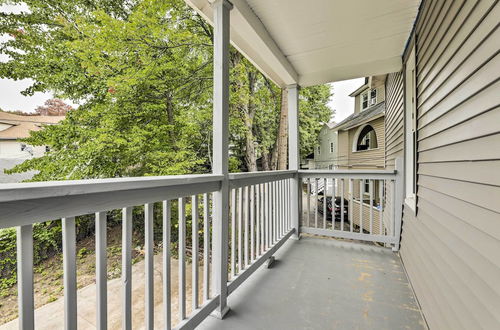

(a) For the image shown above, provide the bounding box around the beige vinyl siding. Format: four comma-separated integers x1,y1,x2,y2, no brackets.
399,1,500,329
347,116,385,168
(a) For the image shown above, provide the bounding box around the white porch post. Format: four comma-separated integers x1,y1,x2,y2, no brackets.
288,84,300,239
211,0,232,319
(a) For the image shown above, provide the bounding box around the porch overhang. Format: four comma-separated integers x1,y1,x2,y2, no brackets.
185,0,420,87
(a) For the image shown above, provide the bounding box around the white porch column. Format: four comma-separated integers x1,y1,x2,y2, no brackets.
288,84,300,239
211,0,232,319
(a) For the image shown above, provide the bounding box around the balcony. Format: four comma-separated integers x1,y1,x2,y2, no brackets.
0,164,426,330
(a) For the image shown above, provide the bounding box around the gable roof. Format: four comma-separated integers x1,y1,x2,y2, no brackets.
0,111,65,140
332,101,385,131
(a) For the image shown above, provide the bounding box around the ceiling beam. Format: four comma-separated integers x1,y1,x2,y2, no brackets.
185,0,299,87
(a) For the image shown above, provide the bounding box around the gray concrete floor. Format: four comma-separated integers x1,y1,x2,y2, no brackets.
199,236,426,330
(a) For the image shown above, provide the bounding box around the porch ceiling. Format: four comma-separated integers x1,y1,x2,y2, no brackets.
185,0,420,87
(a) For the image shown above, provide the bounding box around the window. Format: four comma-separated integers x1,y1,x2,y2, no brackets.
363,179,370,194
370,89,377,105
361,88,378,110
361,92,369,110
317,146,321,155
355,125,378,151
405,47,417,211
330,142,334,153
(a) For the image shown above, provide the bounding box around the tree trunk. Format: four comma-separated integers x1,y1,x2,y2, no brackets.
261,151,270,171
270,88,288,170
277,88,288,170
244,71,258,172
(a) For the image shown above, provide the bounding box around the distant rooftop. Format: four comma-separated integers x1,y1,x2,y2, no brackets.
332,101,385,131
0,111,65,140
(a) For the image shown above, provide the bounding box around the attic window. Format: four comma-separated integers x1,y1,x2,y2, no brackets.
361,92,369,110
356,125,378,151
361,88,377,110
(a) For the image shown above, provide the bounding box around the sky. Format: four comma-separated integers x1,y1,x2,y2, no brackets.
0,76,365,116
327,78,365,123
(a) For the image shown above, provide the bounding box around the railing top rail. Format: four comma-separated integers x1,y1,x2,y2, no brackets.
299,169,396,175
0,174,224,203
229,170,296,188
299,169,397,180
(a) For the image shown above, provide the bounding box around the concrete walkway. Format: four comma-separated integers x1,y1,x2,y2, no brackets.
1,255,203,329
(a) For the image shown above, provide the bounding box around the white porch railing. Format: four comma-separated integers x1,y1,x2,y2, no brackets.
0,163,402,329
0,170,294,330
298,159,403,250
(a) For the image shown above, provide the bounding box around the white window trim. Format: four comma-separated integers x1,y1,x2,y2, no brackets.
329,142,334,153
360,88,377,111
352,124,378,152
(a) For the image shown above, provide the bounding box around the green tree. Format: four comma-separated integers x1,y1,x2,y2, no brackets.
1,0,332,179
1,0,215,179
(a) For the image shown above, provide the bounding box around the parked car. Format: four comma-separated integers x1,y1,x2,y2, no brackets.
317,196,349,221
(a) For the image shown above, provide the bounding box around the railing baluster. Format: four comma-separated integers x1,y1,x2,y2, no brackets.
178,198,186,320
269,181,273,244
369,180,374,235
202,194,210,301
250,185,255,263
144,203,154,329
277,180,280,238
122,207,133,330
323,178,327,229
63,217,77,330
282,180,286,235
262,183,265,252
379,181,384,235
288,179,291,231
391,180,396,237
230,189,236,279
256,184,260,258
307,178,311,227
191,195,199,310
95,212,107,330
313,178,317,228
238,187,243,273
17,225,34,330
163,200,172,330
349,179,353,232
340,180,345,232
265,182,270,250
359,180,364,234
244,186,249,268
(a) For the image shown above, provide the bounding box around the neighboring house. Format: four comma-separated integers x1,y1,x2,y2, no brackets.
300,152,315,170
0,111,64,158
334,75,386,169
327,75,387,233
0,111,64,183
313,122,337,170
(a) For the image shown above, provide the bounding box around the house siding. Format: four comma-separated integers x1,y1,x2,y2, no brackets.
396,1,500,329
314,125,338,169
346,116,385,169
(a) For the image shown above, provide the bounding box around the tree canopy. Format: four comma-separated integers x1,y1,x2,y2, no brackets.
0,0,333,180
